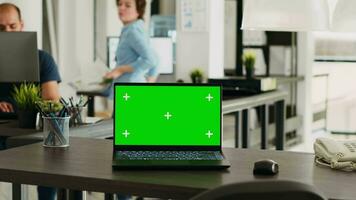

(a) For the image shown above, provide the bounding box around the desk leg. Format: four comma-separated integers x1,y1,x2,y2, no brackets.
104,193,114,200
242,109,249,148
68,190,83,200
12,183,21,200
260,104,268,149
87,96,95,117
0,136,7,150
57,188,66,200
275,100,285,150
234,112,240,148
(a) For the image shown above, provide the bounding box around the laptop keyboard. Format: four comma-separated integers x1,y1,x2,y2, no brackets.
115,151,224,161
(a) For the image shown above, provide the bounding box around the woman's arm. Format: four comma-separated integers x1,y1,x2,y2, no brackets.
104,65,134,79
145,65,159,83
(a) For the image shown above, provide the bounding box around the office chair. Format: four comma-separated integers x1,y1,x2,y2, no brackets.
190,180,326,200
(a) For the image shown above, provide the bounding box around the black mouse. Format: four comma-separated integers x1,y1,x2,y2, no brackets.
253,159,279,175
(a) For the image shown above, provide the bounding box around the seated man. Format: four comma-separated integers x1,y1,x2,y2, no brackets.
0,3,60,113
0,3,62,200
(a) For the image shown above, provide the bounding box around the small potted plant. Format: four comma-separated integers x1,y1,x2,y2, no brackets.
12,82,41,128
242,51,256,79
190,69,204,83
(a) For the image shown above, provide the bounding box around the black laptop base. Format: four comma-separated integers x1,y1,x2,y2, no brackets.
112,159,230,170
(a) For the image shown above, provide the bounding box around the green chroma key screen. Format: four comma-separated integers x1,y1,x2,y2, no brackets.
114,85,221,146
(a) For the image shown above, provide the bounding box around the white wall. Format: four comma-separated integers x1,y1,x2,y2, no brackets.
176,0,208,81
208,0,224,78
313,62,356,131
176,32,210,81
224,0,237,70
96,0,109,63
56,0,84,98
96,0,123,64
297,33,314,142
105,0,123,36
176,0,224,82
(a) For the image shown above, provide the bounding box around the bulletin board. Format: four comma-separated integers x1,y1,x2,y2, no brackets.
180,0,208,32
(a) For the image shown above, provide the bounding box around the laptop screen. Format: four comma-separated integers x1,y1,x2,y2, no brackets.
114,84,221,149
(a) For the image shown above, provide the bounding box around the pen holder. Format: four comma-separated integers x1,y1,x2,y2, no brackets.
43,116,70,147
69,106,86,127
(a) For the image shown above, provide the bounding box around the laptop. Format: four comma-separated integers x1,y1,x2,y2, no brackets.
112,83,230,169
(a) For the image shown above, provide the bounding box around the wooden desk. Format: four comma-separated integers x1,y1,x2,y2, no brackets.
0,120,40,150
0,120,39,137
1,119,113,149
0,137,354,200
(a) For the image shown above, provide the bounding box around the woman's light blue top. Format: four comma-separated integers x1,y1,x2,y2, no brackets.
115,19,159,82
106,19,158,99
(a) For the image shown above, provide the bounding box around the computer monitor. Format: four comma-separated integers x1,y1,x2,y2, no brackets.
0,32,39,83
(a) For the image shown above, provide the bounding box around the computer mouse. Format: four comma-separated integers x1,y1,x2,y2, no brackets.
253,159,279,175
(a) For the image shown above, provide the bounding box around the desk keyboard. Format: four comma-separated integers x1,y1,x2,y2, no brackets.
115,151,224,161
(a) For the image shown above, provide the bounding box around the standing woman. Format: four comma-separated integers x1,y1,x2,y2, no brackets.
105,0,159,95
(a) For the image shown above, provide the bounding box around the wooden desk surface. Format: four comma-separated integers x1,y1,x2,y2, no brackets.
0,120,38,137
0,137,354,199
0,119,113,138
222,90,287,114
2,120,113,150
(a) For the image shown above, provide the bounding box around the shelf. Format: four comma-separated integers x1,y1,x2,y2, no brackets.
222,71,304,85
271,75,304,85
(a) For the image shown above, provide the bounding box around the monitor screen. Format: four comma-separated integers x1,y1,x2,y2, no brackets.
114,84,221,146
0,32,39,83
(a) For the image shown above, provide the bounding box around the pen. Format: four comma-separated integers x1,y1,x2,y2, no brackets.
78,95,83,107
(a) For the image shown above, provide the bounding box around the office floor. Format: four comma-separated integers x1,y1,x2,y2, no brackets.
1,115,356,200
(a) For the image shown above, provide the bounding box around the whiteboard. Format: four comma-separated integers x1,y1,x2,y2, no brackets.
150,37,174,74
107,37,174,74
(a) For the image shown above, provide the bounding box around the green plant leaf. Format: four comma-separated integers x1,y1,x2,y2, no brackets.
190,69,204,79
242,51,256,69
12,82,41,111
36,100,63,113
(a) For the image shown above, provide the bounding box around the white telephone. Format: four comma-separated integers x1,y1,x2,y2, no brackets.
314,137,356,171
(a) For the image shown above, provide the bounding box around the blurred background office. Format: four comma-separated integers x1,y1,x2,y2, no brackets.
1,0,356,157
1,0,356,199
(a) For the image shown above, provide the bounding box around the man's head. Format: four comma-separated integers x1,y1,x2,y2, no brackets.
0,3,23,32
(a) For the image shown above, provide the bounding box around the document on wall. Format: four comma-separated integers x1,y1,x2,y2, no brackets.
181,0,208,32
